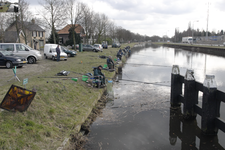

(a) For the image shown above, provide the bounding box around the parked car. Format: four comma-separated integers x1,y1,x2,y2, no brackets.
112,42,121,48
102,41,108,49
44,44,67,61
0,43,42,64
93,44,103,52
83,44,100,52
72,44,79,50
0,50,27,68
61,46,77,57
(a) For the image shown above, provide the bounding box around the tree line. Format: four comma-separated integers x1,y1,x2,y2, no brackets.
1,0,223,45
0,0,149,47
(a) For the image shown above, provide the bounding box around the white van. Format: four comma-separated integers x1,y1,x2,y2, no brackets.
44,44,67,61
0,43,42,64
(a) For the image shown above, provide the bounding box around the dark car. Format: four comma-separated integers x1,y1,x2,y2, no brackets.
83,44,100,52
0,50,27,68
102,41,108,49
112,42,121,48
61,46,77,57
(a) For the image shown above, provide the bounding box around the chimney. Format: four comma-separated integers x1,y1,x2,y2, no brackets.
31,19,35,24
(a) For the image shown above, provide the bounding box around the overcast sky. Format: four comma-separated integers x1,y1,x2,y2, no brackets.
8,0,225,38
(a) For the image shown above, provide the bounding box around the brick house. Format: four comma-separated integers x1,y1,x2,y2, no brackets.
57,24,85,45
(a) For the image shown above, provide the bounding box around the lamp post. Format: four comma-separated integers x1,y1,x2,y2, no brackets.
192,20,198,44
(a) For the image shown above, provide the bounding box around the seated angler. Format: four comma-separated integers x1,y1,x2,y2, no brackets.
107,56,114,69
93,65,106,87
117,50,122,60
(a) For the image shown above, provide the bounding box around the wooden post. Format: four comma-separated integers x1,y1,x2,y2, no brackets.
170,65,182,108
183,69,198,120
201,75,220,135
118,67,122,74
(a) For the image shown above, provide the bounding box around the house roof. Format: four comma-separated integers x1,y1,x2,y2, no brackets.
23,22,45,32
58,24,83,35
7,20,45,32
4,31,18,43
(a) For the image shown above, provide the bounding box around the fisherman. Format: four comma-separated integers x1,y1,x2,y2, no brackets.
107,56,114,69
93,65,106,87
128,49,131,57
117,49,122,60
56,44,61,62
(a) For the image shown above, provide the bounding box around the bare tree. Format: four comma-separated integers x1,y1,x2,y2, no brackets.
39,0,68,44
95,13,109,44
67,0,84,46
0,13,11,42
107,21,116,42
81,5,95,44
18,0,32,44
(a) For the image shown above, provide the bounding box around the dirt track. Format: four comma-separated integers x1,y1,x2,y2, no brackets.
0,54,58,86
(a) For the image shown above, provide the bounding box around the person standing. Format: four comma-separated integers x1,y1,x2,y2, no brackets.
107,56,114,69
56,45,60,62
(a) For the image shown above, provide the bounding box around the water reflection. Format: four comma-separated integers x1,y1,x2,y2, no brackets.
170,108,224,150
85,45,225,149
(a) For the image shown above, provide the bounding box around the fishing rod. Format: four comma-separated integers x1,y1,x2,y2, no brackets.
118,78,170,87
124,63,172,68
38,76,78,78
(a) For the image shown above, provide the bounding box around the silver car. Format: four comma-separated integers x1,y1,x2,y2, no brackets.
83,44,100,52
0,43,42,64
93,44,103,52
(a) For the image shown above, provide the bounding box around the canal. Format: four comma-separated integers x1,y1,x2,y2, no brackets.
84,45,225,150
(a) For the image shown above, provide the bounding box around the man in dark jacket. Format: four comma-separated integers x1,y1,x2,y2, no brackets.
107,56,114,69
117,50,122,60
56,45,60,62
93,65,105,86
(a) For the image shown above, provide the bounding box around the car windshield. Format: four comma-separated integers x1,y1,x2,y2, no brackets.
62,47,69,51
0,51,14,56
23,44,33,50
50,48,56,52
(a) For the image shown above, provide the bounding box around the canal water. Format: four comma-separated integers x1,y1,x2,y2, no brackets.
84,45,225,150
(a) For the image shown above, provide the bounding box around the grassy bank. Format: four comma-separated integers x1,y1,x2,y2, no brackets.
0,43,136,149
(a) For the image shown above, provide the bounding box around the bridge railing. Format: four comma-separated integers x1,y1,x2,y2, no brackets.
170,65,225,135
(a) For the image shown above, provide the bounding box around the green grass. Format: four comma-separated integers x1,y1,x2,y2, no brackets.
0,43,136,149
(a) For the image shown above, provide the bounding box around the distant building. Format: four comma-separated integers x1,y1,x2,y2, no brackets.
4,19,46,50
57,24,85,45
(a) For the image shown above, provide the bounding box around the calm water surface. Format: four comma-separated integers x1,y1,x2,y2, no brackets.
84,45,225,150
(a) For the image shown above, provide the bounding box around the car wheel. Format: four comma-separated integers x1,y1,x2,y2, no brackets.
68,54,71,57
6,61,13,69
28,56,36,64
52,56,55,60
45,55,48,59
93,49,96,52
64,59,67,61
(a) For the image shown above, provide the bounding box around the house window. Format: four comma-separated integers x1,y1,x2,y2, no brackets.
39,32,43,37
32,31,37,37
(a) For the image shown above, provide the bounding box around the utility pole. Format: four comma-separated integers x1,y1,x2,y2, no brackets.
206,2,210,41
192,20,198,44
